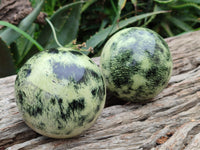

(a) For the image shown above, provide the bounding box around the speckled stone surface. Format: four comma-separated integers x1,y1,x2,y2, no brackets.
15,48,106,138
100,27,173,102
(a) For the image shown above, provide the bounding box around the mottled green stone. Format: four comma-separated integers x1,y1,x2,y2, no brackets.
15,48,106,138
100,27,173,102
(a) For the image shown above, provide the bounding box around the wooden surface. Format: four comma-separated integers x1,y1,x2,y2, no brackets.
0,31,200,150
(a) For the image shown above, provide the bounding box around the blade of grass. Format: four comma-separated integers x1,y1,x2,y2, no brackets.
142,5,160,27
154,0,174,4
81,0,97,13
15,24,37,62
161,22,174,37
0,21,43,51
118,0,127,12
168,16,193,31
179,0,200,4
172,3,200,10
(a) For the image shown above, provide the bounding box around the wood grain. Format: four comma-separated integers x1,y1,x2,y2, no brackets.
0,31,200,150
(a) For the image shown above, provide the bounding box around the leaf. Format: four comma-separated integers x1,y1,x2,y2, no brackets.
15,24,37,65
81,0,97,13
0,21,43,51
154,0,174,4
161,22,174,37
168,16,193,32
110,0,118,15
131,0,137,4
0,38,16,77
37,1,83,49
16,24,36,57
85,10,169,55
118,0,127,12
142,5,160,27
172,3,200,10
179,0,200,4
0,0,44,45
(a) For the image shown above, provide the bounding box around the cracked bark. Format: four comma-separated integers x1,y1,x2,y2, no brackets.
0,0,46,29
0,31,200,150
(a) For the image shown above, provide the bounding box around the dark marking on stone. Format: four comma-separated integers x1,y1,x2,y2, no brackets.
24,68,31,77
65,130,72,135
145,65,169,88
52,62,85,82
161,79,168,86
50,98,56,105
89,59,95,65
86,115,95,124
111,71,130,88
91,88,97,97
78,115,87,126
98,86,106,101
153,56,160,64
17,90,26,105
133,85,150,102
48,48,59,54
69,98,85,112
76,70,88,84
35,90,42,103
111,42,117,50
155,44,164,53
25,88,44,117
94,104,100,114
69,50,83,56
57,119,65,130
90,70,99,79
22,64,32,78
109,50,139,88
60,112,66,121
37,122,45,130
15,79,20,87
58,98,63,105
57,98,69,121
74,84,79,90
145,67,157,79
26,105,43,117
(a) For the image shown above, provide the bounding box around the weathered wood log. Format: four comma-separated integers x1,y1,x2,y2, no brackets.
0,31,200,150
0,0,46,29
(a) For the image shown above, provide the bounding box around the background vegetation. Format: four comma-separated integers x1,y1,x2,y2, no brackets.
0,0,200,77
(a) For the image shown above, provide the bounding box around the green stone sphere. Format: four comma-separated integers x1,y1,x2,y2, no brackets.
15,48,106,138
100,27,173,103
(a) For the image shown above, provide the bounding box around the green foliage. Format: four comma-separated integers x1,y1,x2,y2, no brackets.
0,0,199,77
85,10,168,56
37,1,83,49
0,38,16,77
0,0,44,45
151,0,200,37
0,0,45,77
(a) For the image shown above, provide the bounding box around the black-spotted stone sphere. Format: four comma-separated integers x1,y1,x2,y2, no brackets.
15,48,106,138
100,27,173,102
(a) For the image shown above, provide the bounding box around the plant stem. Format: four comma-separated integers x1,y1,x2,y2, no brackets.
45,18,64,48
